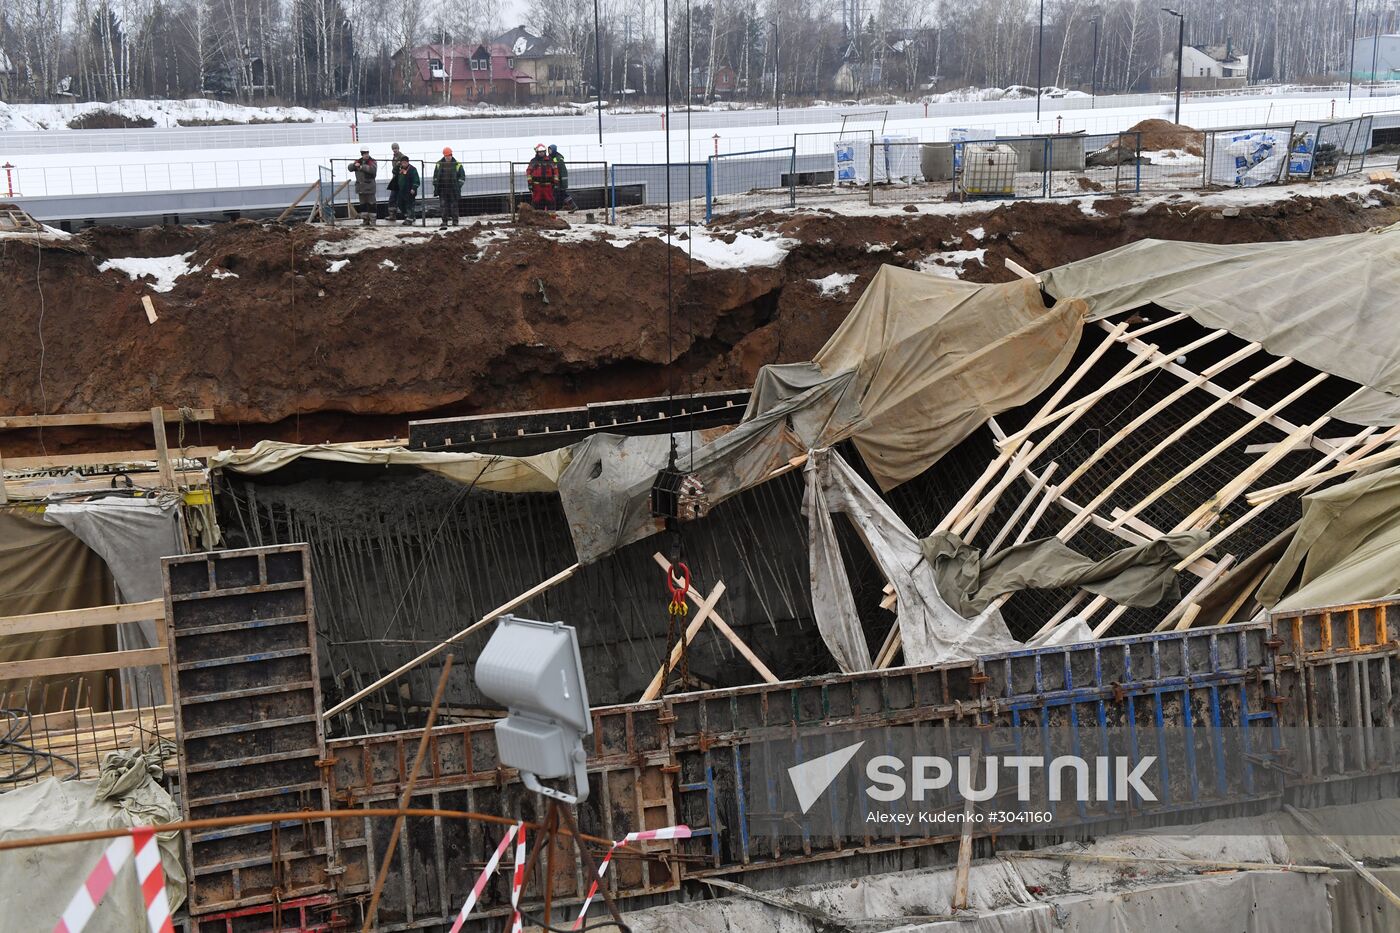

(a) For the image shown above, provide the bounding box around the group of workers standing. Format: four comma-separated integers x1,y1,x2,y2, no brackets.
345,141,575,228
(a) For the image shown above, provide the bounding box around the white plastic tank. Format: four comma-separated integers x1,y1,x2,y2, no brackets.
962,143,1018,196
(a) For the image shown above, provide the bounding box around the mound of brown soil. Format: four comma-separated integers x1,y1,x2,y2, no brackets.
1125,119,1205,156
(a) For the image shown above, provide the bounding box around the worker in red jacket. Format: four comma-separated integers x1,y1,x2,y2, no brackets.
526,143,559,211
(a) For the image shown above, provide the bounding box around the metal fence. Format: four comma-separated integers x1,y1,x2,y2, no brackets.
607,162,708,222
1284,115,1373,181
507,160,608,216
315,165,334,222
705,146,796,220
791,130,874,206
1202,116,1372,189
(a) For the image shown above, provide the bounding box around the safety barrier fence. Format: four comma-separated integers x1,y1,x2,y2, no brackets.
704,147,796,220
607,162,708,223
505,160,609,217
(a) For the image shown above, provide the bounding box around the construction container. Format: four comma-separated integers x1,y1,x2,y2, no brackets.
920,143,956,182
961,144,1018,197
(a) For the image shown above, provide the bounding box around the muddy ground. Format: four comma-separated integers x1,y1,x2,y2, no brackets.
3,183,1398,456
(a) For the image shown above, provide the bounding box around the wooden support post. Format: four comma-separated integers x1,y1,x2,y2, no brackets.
937,323,1131,534
1108,371,1329,533
951,746,980,911
1209,562,1274,627
277,179,321,223
652,554,778,684
1285,804,1400,913
1175,428,1380,570
1179,413,1331,531
985,463,1058,554
0,449,6,506
1247,440,1400,506
1154,555,1236,632
151,407,176,490
362,657,453,933
640,581,727,701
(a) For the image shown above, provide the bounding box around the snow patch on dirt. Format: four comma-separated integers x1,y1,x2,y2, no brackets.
916,248,987,278
810,272,858,296
96,252,198,292
326,259,350,273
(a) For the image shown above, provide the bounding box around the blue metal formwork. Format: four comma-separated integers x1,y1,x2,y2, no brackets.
975,623,1283,826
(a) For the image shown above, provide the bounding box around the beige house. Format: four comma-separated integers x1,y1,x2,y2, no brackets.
493,25,579,98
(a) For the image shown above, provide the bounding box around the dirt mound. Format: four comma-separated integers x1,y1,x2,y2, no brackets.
1,187,1396,456
514,203,571,229
1126,119,1205,156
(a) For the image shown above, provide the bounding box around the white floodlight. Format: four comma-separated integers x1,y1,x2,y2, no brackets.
475,615,593,804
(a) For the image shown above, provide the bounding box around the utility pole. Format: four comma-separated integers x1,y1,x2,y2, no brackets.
594,0,604,143
1162,8,1184,126
1091,17,1100,107
1349,0,1360,102
771,18,780,125
1036,0,1044,121
1372,13,1382,96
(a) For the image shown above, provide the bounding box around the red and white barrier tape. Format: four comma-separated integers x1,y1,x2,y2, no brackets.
572,825,691,930
54,827,171,933
509,825,527,933
448,821,522,933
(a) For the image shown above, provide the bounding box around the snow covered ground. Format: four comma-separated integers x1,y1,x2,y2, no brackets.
5,91,1397,207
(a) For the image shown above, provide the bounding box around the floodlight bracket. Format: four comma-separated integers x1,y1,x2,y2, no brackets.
520,752,589,805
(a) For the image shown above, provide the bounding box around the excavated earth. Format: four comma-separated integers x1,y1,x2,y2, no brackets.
3,183,1399,456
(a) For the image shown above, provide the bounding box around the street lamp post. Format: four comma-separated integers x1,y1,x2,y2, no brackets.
1091,18,1100,108
1036,0,1045,121
1162,8,1184,126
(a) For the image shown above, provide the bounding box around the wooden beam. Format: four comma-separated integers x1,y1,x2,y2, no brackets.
985,462,1058,554
652,553,779,684
151,407,176,489
0,409,215,430
1284,805,1400,912
3,447,220,470
1155,555,1236,632
640,582,727,702
0,600,164,638
1246,440,1400,506
0,450,6,506
277,179,321,222
0,647,168,680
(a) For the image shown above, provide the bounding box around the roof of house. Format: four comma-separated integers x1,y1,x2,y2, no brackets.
405,43,534,84
494,25,571,59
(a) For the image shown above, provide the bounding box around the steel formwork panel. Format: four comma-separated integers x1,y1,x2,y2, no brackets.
163,544,334,920
1271,599,1400,781
976,624,1283,823
323,661,981,928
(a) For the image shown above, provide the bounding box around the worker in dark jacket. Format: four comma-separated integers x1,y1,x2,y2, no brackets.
433,147,466,226
547,144,577,211
389,156,420,224
348,147,378,226
526,143,559,211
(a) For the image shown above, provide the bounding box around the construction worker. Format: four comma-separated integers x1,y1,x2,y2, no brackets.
433,147,466,226
348,147,378,226
526,143,559,211
390,156,420,225
547,144,577,211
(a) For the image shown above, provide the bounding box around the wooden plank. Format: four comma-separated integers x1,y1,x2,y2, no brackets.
0,600,164,638
0,409,215,430
142,295,158,324
653,553,779,684
0,647,168,680
1285,805,1400,911
0,450,6,506
4,447,220,470
152,407,176,489
640,582,727,702
277,179,320,222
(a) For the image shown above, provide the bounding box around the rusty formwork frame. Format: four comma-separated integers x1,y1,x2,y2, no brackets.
1271,598,1400,782
162,544,335,919
321,662,981,930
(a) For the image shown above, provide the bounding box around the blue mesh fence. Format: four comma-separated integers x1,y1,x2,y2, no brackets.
705,147,797,221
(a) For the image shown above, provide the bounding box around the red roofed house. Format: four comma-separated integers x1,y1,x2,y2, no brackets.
398,43,535,103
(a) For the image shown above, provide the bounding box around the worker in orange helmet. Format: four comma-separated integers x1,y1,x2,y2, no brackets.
433,146,466,227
